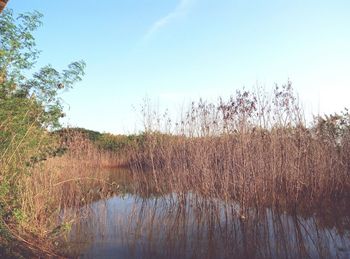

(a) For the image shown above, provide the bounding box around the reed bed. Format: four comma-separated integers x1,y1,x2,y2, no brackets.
130,83,350,209
8,131,124,247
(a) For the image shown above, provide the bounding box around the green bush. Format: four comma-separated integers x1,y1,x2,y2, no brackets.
0,9,85,227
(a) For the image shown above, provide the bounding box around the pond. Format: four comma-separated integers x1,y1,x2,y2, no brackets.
62,169,350,259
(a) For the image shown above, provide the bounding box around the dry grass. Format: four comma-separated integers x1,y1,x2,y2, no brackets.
13,131,124,244
130,83,350,209
2,83,350,256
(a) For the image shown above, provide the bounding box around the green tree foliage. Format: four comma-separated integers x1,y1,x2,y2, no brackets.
0,9,85,216
0,9,85,128
55,127,143,153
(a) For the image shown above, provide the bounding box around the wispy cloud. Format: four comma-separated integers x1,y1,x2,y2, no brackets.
143,0,195,41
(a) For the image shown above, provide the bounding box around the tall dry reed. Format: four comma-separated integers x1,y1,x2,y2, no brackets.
130,82,350,209
15,131,124,242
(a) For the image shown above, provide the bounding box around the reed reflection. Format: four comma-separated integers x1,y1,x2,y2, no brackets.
64,192,350,259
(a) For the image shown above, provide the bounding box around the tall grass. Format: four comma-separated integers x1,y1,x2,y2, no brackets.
130,82,350,209
1,127,125,254
1,81,349,255
17,131,124,235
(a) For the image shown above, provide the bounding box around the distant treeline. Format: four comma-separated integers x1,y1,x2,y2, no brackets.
55,127,145,153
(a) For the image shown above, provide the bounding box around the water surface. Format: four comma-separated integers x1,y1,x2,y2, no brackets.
63,170,350,259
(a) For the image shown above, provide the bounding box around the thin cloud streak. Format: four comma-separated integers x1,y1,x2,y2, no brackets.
143,0,195,41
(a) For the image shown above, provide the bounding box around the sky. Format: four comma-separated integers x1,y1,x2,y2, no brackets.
6,0,350,134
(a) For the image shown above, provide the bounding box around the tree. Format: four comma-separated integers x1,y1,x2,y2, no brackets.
0,9,85,214
0,9,86,129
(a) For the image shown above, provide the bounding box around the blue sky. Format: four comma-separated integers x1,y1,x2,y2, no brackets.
7,0,350,133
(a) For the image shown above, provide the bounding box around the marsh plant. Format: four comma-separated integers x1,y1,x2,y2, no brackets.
130,82,350,210
1,7,350,258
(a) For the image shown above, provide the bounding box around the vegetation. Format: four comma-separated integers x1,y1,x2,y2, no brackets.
56,127,142,153
0,9,85,255
1,7,350,259
129,83,350,210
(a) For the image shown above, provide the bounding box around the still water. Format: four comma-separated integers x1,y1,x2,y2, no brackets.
62,170,350,259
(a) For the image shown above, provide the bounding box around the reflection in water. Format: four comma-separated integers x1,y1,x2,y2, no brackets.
63,190,350,258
